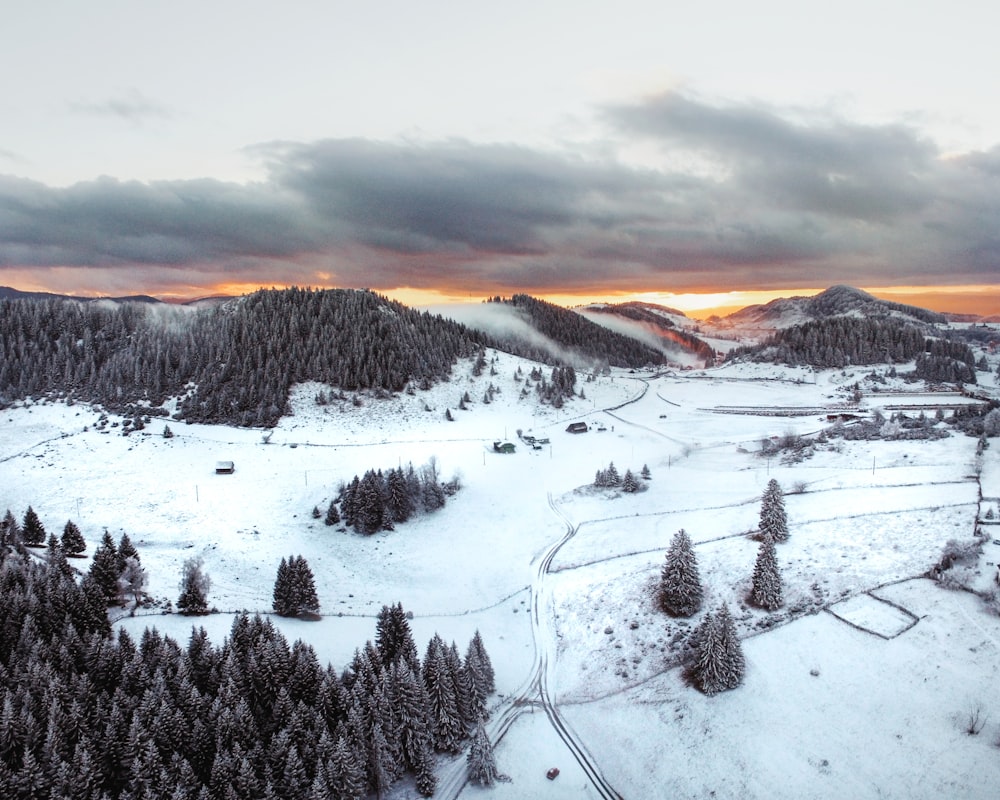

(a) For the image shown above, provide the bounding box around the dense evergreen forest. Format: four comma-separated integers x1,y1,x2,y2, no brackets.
486,294,665,368
725,316,977,381
0,288,492,427
0,515,496,799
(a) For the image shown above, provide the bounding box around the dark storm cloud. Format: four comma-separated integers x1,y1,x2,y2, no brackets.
606,91,936,221
0,174,321,268
3,94,1000,294
253,138,668,254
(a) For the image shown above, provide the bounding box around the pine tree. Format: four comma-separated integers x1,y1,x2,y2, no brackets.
691,603,745,695
385,468,414,524
622,469,639,493
759,478,789,542
117,533,140,572
375,603,419,672
328,733,365,800
292,555,320,616
659,529,703,617
606,461,621,486
423,635,465,753
89,529,121,604
61,519,86,556
641,464,652,480
749,538,784,611
468,630,495,694
177,557,211,615
324,501,340,527
356,470,386,535
466,718,498,786
0,508,20,547
22,505,46,546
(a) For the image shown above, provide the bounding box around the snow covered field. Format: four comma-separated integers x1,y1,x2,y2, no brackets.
2,354,998,799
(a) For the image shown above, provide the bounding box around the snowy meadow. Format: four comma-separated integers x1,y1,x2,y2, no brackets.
2,353,999,799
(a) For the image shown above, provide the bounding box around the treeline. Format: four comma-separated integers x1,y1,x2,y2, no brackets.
0,530,496,798
726,316,976,381
0,288,491,427
486,294,665,368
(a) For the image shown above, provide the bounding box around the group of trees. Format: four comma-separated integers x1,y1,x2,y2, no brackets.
913,340,977,384
726,315,977,379
332,459,452,536
593,461,650,493
657,480,790,694
0,516,498,799
272,556,320,618
2,507,86,556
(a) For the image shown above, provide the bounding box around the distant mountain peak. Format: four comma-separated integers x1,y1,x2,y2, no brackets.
716,284,947,330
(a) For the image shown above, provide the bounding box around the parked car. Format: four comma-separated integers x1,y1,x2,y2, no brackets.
546,767,560,780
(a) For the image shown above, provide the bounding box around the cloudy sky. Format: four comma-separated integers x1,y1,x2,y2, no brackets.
2,0,999,314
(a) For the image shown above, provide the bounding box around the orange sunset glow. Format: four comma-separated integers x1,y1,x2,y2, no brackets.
6,277,997,320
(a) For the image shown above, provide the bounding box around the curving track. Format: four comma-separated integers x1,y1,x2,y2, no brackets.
433,493,623,799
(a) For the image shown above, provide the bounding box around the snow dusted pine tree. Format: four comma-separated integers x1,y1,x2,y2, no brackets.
659,529,703,617
749,537,784,611
468,630,495,694
759,478,789,542
61,519,86,556
622,469,640,493
466,718,499,786
691,603,745,695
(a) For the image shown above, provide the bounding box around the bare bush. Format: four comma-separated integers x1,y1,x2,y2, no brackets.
966,706,987,735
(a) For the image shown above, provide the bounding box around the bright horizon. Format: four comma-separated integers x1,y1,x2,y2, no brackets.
5,279,998,319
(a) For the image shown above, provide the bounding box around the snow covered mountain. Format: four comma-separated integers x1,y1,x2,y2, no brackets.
710,285,948,333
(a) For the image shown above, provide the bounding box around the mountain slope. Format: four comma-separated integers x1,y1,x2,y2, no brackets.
717,285,948,330
580,301,716,366
486,294,665,368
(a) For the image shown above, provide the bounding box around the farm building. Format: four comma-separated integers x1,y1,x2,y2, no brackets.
215,461,235,474
493,441,516,454
565,422,588,434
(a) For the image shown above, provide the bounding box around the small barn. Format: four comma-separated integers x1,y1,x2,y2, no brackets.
215,461,235,474
493,441,516,454
565,422,588,434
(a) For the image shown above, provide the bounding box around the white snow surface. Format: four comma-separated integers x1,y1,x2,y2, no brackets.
2,352,999,800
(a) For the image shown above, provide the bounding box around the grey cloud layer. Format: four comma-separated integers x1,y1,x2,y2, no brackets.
2,93,998,292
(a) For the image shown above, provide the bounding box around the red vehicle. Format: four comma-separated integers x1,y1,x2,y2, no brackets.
546,767,560,780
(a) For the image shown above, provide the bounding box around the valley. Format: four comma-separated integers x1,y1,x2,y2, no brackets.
3,345,999,798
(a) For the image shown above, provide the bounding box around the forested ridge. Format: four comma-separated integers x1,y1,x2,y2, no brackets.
726,316,977,381
0,288,493,427
585,302,717,365
0,518,496,799
487,294,665,368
